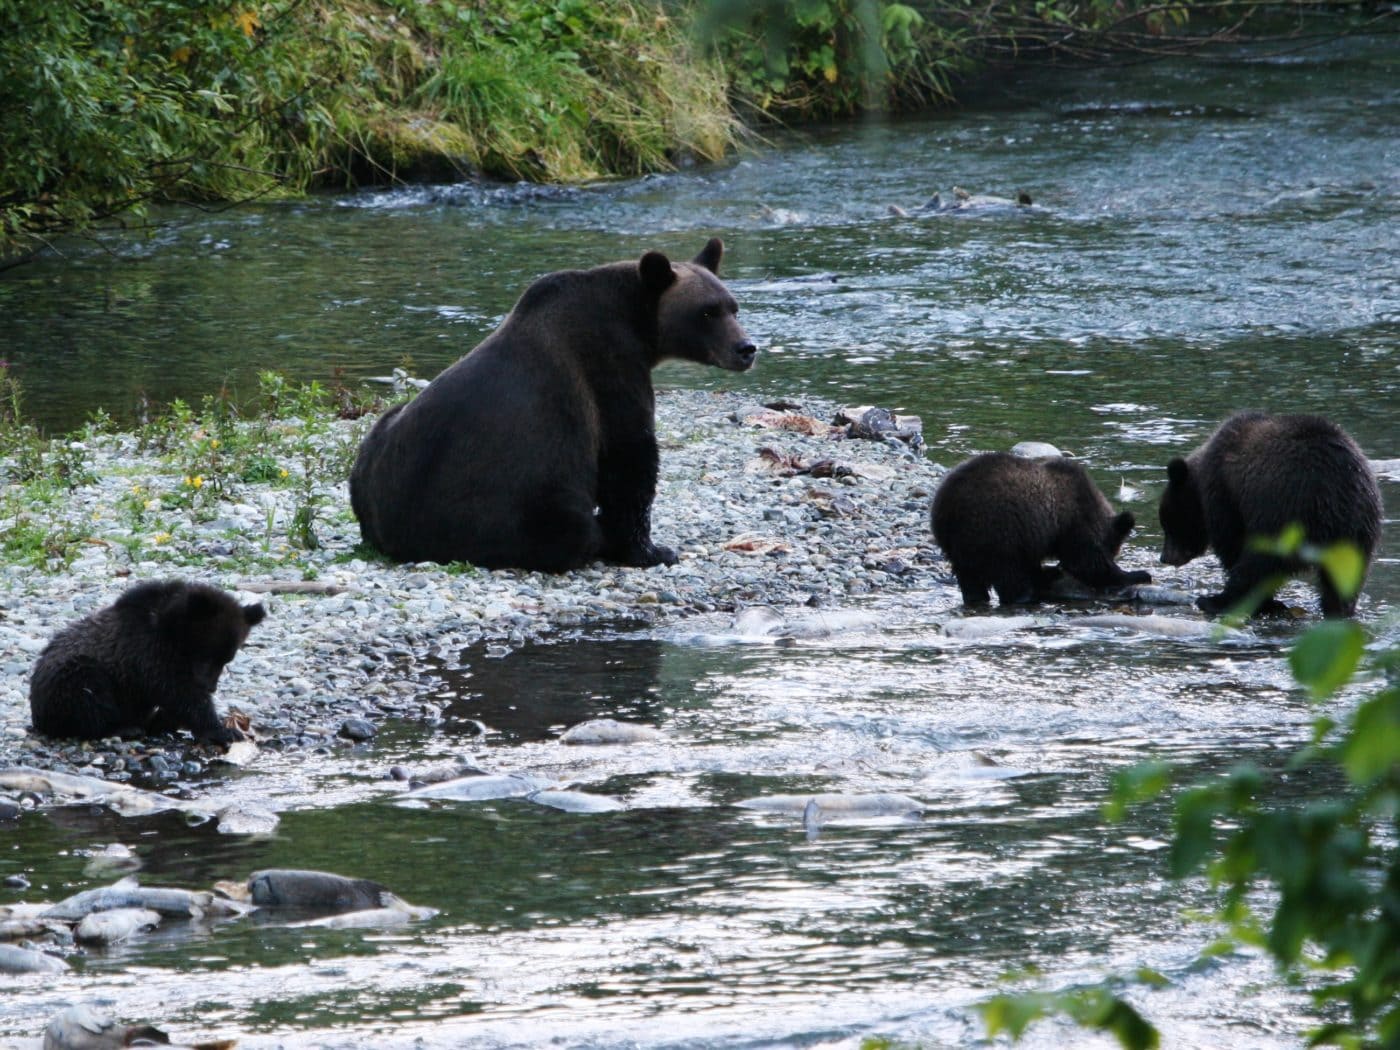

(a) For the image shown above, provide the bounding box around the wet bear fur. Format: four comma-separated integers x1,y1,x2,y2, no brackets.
931,452,1150,606
1158,411,1382,617
349,239,756,572
29,579,265,743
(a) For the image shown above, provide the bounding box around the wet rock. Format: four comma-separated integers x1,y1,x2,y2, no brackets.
215,802,280,836
3,873,29,890
1010,441,1066,459
0,798,20,822
338,718,376,741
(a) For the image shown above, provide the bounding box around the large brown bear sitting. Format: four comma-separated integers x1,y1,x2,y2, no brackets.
29,580,264,744
1158,411,1382,617
931,452,1151,606
349,239,756,572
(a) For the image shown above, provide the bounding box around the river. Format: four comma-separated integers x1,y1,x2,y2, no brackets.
1,36,1397,1050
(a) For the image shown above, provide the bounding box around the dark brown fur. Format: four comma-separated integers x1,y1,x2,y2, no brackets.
28,579,265,743
1158,411,1382,617
931,453,1149,606
349,239,755,572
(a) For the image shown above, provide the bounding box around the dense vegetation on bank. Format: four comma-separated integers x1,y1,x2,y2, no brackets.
0,0,1390,258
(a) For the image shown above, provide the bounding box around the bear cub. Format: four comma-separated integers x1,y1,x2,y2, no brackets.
1158,411,1382,617
349,238,756,572
932,452,1151,606
29,579,265,744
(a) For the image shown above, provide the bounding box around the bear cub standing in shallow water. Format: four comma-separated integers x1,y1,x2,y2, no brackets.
349,238,756,572
29,579,265,743
1158,411,1382,617
931,452,1151,606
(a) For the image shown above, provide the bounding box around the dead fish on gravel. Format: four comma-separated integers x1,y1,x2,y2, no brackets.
74,907,161,945
404,773,559,802
527,789,627,814
0,767,212,819
42,1004,236,1050
736,793,924,822
0,942,69,974
560,719,662,745
42,877,215,922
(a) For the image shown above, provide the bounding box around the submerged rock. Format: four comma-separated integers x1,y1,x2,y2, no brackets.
560,719,662,746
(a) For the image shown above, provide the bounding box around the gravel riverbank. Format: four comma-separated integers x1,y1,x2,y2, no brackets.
0,389,949,789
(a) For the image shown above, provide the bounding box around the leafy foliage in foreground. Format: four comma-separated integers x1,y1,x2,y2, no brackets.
982,541,1400,1048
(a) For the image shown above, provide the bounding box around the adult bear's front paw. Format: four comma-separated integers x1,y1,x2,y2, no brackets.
609,541,678,568
1195,593,1229,616
203,724,249,747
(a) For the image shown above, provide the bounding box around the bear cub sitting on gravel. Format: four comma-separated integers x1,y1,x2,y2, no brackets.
932,452,1151,606
29,579,265,744
1158,411,1382,617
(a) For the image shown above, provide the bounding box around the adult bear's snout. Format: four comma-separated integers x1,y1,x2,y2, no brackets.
730,340,757,371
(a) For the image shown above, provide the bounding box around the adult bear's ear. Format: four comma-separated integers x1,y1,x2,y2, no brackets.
639,251,677,295
693,237,723,274
1166,458,1190,486
1113,511,1136,538
243,603,267,627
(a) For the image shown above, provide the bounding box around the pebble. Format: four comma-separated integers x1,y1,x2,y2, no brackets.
0,391,951,782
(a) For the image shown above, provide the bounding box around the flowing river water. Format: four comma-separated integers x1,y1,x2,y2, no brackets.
2,38,1398,1050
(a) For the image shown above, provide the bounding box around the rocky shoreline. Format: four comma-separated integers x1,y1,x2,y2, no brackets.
0,389,948,794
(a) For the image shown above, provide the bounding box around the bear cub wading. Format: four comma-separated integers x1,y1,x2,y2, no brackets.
1158,411,1382,617
932,452,1150,606
29,579,265,743
349,238,756,572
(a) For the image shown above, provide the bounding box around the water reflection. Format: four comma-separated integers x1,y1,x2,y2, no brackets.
434,638,666,743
